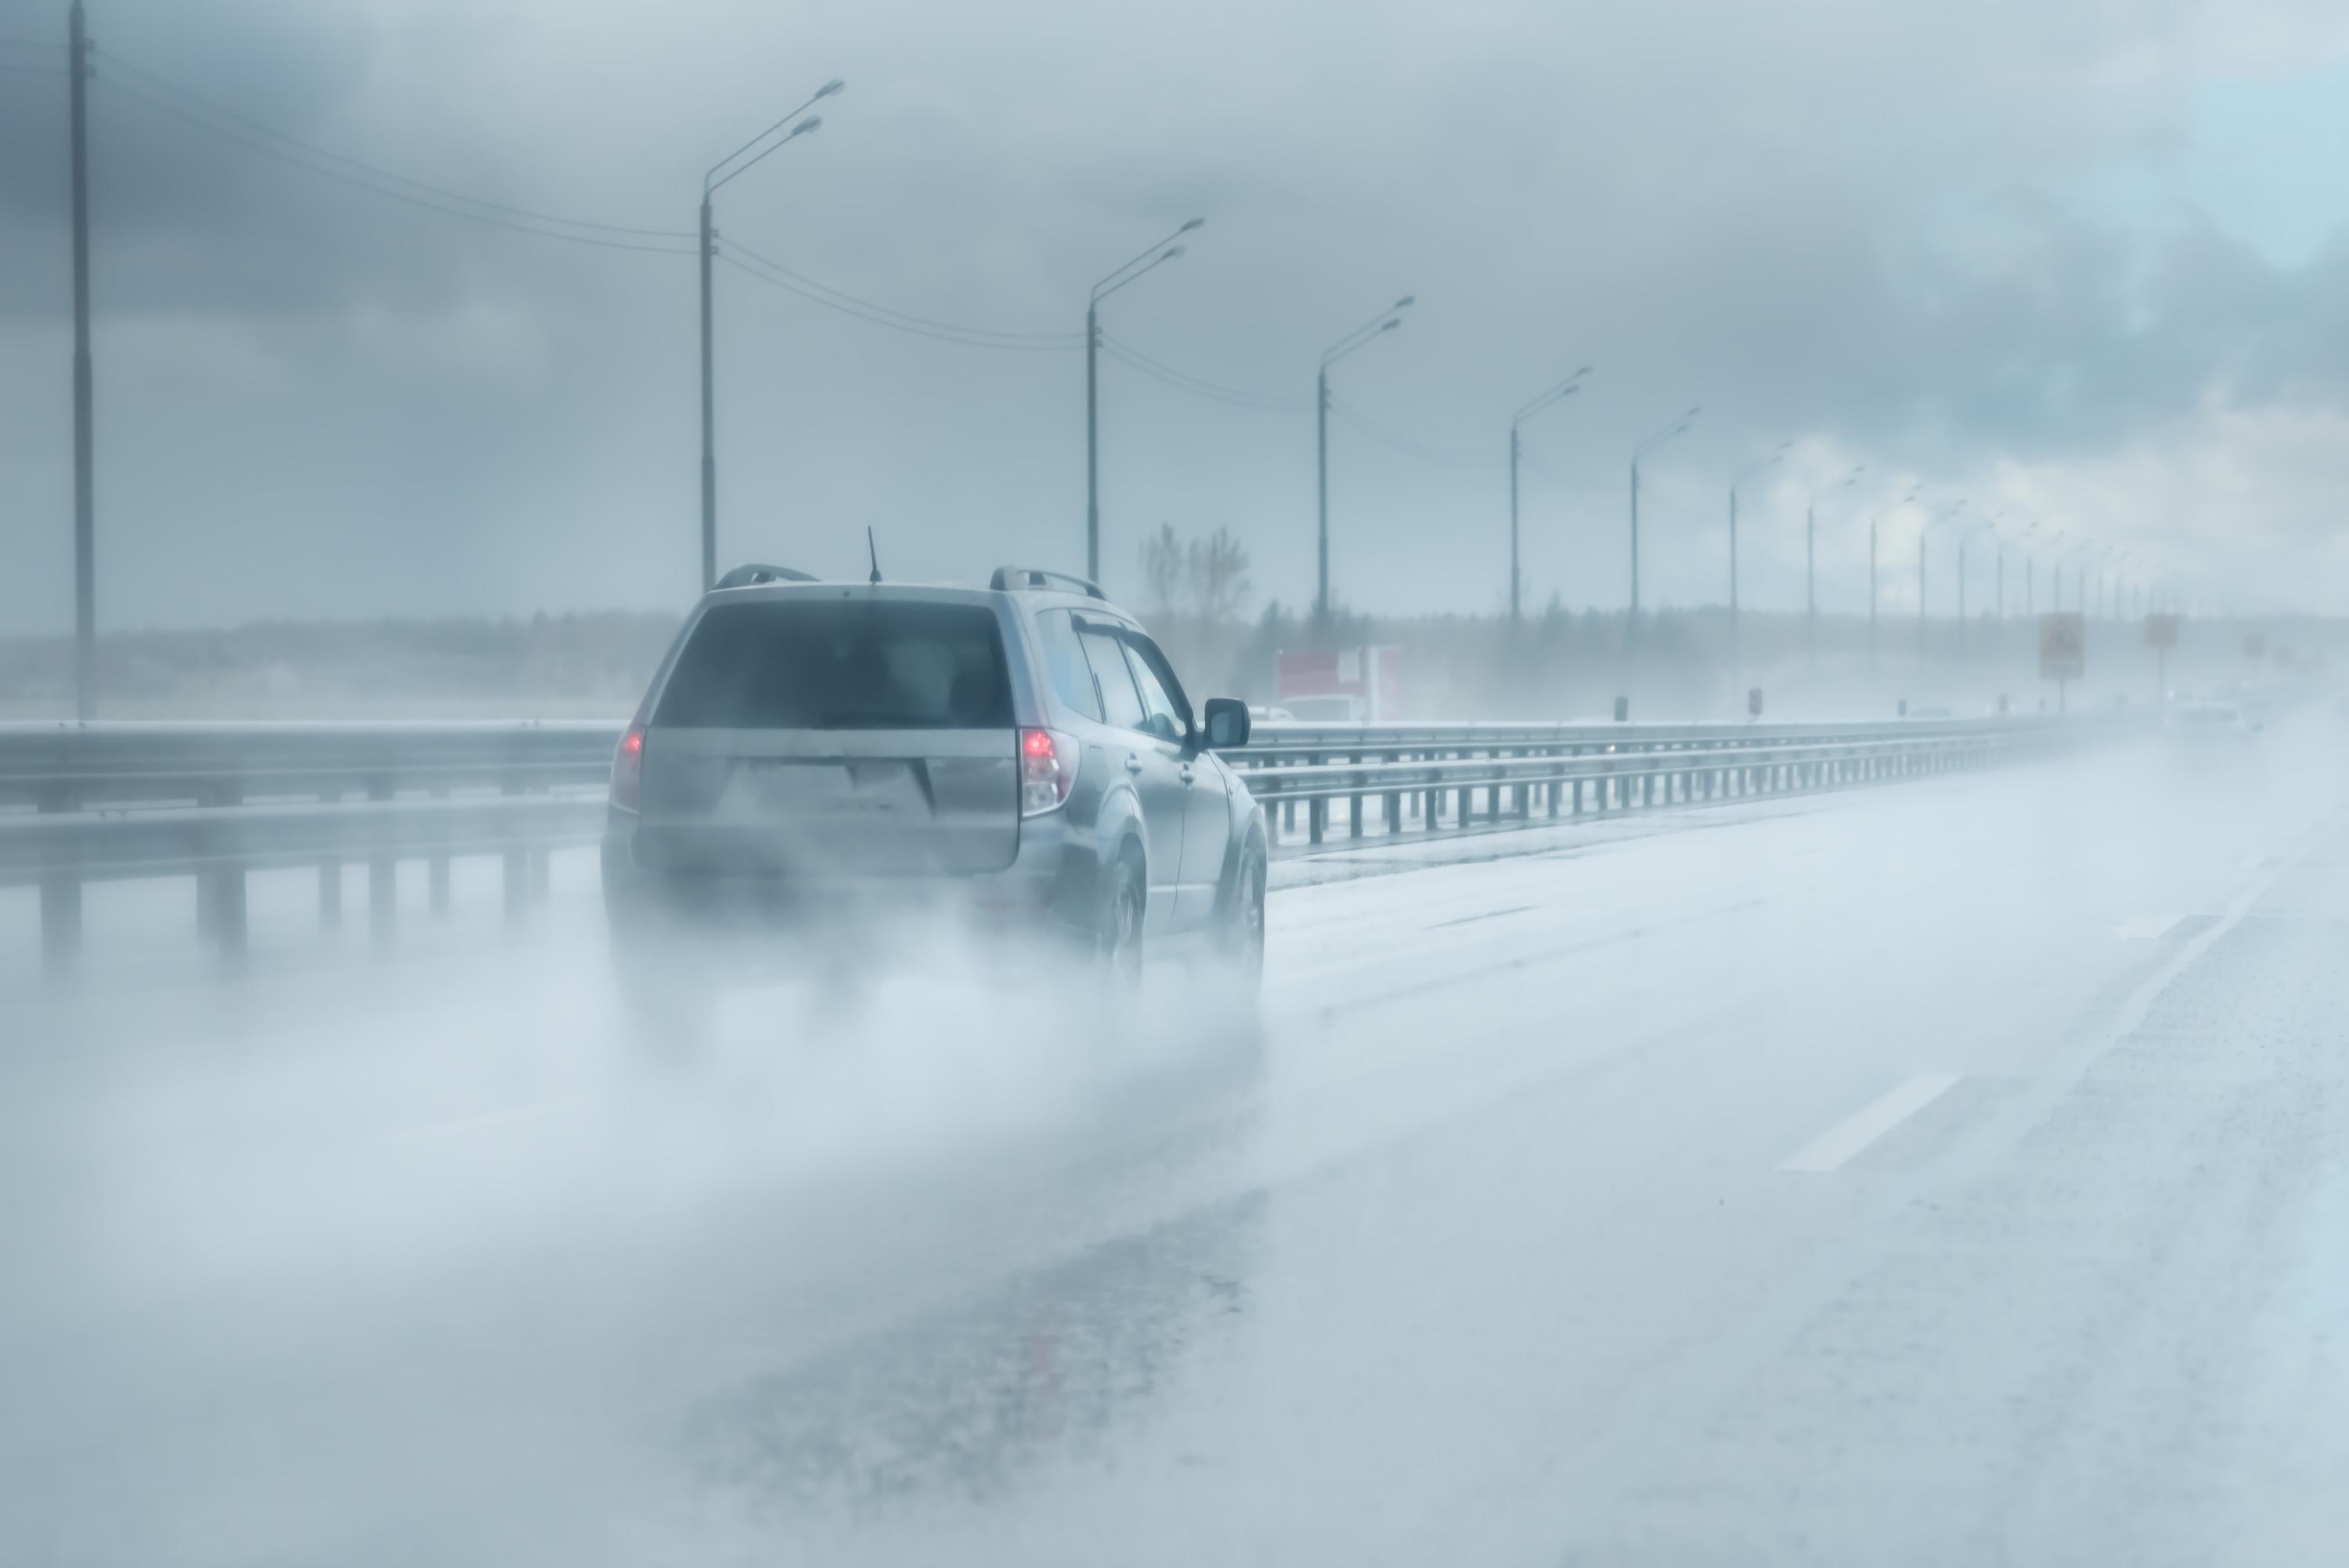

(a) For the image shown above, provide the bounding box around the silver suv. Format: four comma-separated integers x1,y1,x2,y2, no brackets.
602,564,1268,989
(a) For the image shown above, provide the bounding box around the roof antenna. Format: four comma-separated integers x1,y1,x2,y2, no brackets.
866,526,882,585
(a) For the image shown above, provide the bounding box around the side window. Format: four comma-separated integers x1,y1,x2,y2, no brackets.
1033,608,1102,722
1078,626,1148,733
1120,638,1188,746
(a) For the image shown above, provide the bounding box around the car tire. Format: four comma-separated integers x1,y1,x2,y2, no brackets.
1096,849,1146,985
1221,842,1266,991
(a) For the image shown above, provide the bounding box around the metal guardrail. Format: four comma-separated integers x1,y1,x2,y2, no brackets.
1231,718,2076,847
2,721,615,963
2,716,2081,966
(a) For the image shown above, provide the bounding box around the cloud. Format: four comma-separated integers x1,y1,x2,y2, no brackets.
2,0,2348,633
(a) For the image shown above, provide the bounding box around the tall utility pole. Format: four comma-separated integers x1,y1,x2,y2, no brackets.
698,190,716,591
70,0,95,719
1316,297,1413,622
1509,367,1591,625
698,81,839,590
1086,218,1202,585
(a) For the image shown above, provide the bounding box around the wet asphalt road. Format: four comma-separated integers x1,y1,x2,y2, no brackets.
5,720,2348,1566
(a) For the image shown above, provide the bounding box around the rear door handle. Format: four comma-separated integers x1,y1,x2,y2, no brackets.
1124,755,1144,775
1178,764,1196,784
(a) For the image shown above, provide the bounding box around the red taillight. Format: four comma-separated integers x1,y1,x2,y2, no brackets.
1019,727,1077,816
612,725,644,810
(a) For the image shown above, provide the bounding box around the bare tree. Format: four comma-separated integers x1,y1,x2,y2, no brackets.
1185,526,1253,624
1138,521,1184,619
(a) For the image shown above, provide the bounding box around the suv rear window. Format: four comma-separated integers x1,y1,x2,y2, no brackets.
653,600,1012,729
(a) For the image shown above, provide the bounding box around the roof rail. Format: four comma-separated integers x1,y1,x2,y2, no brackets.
989,564,1105,599
713,562,819,589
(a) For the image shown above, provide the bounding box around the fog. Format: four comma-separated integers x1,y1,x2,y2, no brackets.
8,713,2349,1563
7,0,2349,1559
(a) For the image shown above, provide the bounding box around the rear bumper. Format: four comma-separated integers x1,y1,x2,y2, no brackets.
599,806,1094,940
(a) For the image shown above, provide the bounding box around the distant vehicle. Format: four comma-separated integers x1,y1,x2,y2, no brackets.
602,564,1268,1022
1276,644,1411,719
1277,694,1366,723
1908,706,1954,720
2164,701,2250,741
1248,705,1295,723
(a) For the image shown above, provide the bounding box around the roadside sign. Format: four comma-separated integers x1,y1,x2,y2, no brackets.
2144,612,2179,651
2039,612,2084,680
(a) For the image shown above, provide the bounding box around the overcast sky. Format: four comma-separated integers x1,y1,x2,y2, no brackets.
4,0,2348,633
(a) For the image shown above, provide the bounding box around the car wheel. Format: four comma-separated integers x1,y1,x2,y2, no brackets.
1223,842,1266,990
1098,851,1146,984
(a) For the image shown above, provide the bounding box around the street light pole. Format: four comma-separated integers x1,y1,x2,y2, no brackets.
1729,441,1790,683
1918,499,1966,670
1316,297,1413,622
1629,408,1699,642
1086,218,1203,585
699,80,841,590
1808,465,1863,672
1870,484,1920,676
1509,366,1593,625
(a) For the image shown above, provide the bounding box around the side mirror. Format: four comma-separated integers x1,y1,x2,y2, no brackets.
1202,697,1251,750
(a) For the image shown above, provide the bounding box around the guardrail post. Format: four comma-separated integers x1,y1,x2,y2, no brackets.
320,863,341,929
368,777,397,945
1308,797,1326,845
1384,790,1401,838
428,788,452,915
40,874,81,973
200,867,247,956
530,847,551,903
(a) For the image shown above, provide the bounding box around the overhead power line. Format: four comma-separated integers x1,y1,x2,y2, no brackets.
722,235,1081,346
717,252,1080,351
1100,334,1310,410
1330,396,1488,465
92,46,695,240
96,76,700,254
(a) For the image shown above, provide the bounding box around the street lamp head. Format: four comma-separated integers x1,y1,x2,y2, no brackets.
1394,296,1416,310
789,115,822,138
1178,217,1205,232
816,78,846,99
1163,244,1186,261
1379,318,1402,332
1578,364,1596,377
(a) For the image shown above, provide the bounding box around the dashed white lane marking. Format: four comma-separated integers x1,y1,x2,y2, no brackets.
2116,911,2185,940
1779,1072,1961,1174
